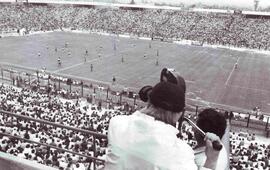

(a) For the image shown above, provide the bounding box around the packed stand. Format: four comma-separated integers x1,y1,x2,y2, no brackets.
230,131,270,170
1,4,270,50
0,82,203,169
0,83,130,169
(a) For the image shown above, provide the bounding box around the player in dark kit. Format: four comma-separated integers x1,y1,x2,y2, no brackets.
155,59,159,66
112,76,116,85
84,50,88,62
90,64,93,72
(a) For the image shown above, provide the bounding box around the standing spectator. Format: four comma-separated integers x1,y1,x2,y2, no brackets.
229,111,234,123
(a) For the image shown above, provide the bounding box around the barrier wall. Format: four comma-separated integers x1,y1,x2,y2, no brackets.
0,152,57,170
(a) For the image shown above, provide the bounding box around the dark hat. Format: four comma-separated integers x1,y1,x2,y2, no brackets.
160,68,186,93
139,68,186,103
138,85,153,102
149,82,185,112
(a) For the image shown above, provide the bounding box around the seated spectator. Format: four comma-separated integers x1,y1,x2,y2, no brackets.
230,131,270,170
1,4,270,50
0,83,133,169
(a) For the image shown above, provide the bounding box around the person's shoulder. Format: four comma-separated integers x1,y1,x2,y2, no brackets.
110,114,127,121
109,114,130,127
176,139,195,154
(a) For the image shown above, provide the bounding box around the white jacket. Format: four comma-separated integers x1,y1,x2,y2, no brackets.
194,144,228,170
104,111,198,170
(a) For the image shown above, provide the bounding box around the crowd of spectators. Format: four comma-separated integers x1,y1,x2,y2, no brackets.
1,4,270,50
0,82,201,169
0,83,131,169
230,131,270,170
2,76,270,170
2,79,270,169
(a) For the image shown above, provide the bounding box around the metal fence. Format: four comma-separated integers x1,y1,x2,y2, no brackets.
1,64,270,136
194,105,270,137
0,64,143,110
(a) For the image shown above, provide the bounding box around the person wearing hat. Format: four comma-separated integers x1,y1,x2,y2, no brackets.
138,68,186,103
103,81,221,170
139,67,186,129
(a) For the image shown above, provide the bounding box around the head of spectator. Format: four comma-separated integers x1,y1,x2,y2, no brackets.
141,81,186,125
193,108,228,170
195,108,227,146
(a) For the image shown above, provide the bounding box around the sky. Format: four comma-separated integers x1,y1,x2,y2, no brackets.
133,0,270,9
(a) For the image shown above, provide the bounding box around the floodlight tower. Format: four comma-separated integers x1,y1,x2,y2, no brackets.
131,0,135,4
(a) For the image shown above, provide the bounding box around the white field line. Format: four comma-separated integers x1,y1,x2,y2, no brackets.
0,62,37,71
185,80,195,84
52,58,98,73
145,75,194,84
52,49,131,73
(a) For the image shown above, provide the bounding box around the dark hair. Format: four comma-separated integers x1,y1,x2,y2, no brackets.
196,108,227,139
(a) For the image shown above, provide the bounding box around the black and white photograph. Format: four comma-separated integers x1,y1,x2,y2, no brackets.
0,0,269,169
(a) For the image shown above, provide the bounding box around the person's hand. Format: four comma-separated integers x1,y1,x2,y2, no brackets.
205,133,221,159
203,133,221,169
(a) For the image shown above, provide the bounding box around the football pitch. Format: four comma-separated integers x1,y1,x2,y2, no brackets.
1,31,270,114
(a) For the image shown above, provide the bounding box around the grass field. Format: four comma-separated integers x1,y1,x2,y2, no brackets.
1,31,270,113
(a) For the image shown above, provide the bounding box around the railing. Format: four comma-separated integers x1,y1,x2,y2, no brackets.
0,63,142,108
0,109,107,170
229,112,270,131
0,106,269,170
0,151,58,170
1,64,270,135
193,105,270,136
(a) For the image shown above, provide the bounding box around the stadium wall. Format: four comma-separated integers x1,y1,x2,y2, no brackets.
0,151,58,170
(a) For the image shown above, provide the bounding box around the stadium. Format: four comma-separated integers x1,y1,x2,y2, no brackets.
0,0,269,170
